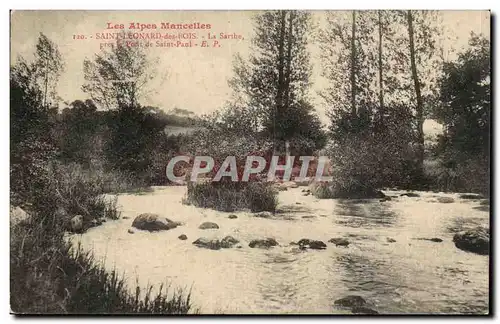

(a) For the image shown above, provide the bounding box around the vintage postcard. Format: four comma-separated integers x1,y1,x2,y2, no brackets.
10,10,490,315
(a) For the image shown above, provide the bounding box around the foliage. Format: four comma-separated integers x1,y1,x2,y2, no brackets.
56,99,103,166
185,181,278,212
82,38,160,109
436,34,490,157
228,10,326,153
429,34,490,193
11,33,193,314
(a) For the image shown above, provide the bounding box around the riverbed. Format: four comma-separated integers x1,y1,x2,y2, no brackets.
70,186,489,314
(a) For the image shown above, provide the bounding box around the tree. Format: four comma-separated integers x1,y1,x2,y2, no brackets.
10,34,63,204
228,10,325,154
320,11,378,129
437,34,490,157
82,38,160,110
377,11,385,121
57,99,102,166
406,10,425,168
350,11,357,115
33,33,64,108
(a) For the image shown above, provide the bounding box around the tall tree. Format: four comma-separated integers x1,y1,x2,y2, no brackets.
377,11,385,119
228,10,324,154
406,10,425,167
320,11,377,135
437,34,490,156
33,33,64,108
10,34,63,203
82,37,159,110
350,11,357,115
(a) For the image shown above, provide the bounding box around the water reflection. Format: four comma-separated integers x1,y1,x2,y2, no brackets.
334,200,398,228
446,215,488,233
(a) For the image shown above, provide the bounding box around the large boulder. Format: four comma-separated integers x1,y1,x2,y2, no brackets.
70,215,84,233
249,238,278,249
453,226,489,255
132,213,179,232
198,222,219,230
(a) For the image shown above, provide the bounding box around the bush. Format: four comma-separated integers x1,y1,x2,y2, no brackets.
185,181,278,212
323,106,419,198
424,155,489,194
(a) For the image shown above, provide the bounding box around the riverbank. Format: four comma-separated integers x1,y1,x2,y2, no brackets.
69,185,489,314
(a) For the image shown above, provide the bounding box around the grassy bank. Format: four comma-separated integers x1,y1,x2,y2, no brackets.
10,163,194,314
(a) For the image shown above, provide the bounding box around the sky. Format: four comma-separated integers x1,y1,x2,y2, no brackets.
10,10,490,125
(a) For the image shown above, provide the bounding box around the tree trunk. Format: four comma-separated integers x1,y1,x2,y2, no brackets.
284,11,294,113
43,57,49,107
407,10,425,169
276,11,287,120
350,11,357,116
274,10,287,153
378,11,384,123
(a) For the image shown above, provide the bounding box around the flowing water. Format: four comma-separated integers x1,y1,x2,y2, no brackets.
71,186,489,314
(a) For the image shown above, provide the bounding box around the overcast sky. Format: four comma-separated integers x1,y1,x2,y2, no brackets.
11,10,490,123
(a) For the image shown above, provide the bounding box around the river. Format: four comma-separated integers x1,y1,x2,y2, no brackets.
70,186,489,314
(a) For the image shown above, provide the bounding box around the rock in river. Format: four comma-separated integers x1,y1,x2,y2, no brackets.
437,197,455,203
329,238,350,247
351,306,379,314
400,192,420,197
459,193,484,200
254,211,273,219
132,213,180,232
220,235,239,248
193,237,222,250
193,236,239,249
297,238,327,250
249,238,278,249
198,222,219,230
178,234,188,240
334,295,366,307
228,214,238,219
414,237,443,243
453,226,489,255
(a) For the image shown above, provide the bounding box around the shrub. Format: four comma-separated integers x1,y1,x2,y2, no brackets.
323,106,419,198
185,181,278,212
424,155,489,194
311,182,335,199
